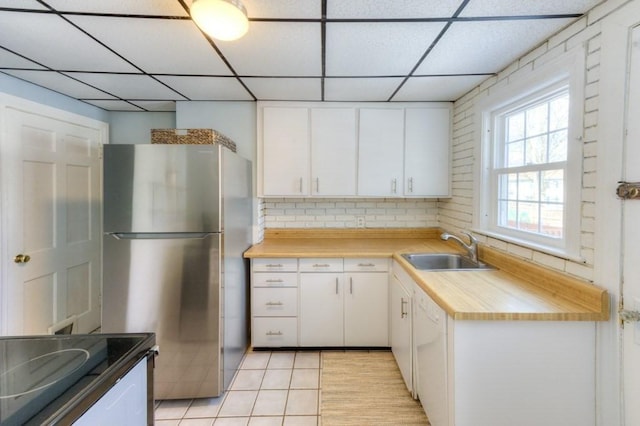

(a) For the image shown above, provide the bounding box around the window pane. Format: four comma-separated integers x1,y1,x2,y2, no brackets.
506,141,524,167
549,94,569,131
541,203,563,238
507,112,525,142
508,173,518,199
517,202,539,232
498,200,518,229
526,103,548,137
548,130,567,162
541,169,563,202
525,135,547,164
518,172,539,201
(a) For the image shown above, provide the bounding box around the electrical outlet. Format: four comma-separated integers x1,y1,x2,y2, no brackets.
635,297,640,345
356,216,365,228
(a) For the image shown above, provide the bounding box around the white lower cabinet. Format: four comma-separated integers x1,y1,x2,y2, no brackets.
344,272,389,346
299,272,344,346
390,265,413,393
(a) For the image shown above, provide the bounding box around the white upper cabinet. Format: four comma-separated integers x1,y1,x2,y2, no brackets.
260,106,310,196
311,108,357,196
357,108,405,196
404,107,451,197
258,101,452,198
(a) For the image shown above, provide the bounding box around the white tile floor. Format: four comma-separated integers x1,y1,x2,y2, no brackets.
154,351,321,426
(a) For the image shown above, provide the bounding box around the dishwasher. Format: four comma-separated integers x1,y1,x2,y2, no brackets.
413,282,448,426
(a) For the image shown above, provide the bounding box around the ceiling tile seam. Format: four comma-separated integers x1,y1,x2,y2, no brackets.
387,0,472,102
36,0,191,102
248,15,583,24
321,0,327,101
176,0,257,102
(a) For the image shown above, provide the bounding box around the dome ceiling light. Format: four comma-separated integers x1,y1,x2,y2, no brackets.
190,0,249,41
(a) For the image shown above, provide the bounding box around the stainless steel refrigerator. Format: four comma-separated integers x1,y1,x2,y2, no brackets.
101,144,252,400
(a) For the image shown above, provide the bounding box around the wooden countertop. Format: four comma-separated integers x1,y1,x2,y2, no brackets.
244,228,610,321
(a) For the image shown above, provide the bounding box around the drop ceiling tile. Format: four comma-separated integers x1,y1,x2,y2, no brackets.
324,77,404,101
414,19,573,75
129,101,177,112
327,0,461,19
393,75,490,102
460,0,601,17
82,100,145,111
242,77,320,100
3,70,117,99
216,22,321,76
0,0,46,9
68,16,232,75
0,12,138,72
67,73,187,100
0,48,45,69
243,0,321,19
45,0,188,16
154,76,253,100
326,22,445,77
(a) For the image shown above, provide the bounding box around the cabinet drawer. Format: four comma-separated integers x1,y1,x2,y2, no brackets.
253,288,297,316
252,258,298,272
253,272,297,287
252,318,298,347
299,258,343,272
344,258,389,272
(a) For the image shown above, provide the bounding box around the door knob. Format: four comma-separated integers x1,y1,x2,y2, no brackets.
14,254,31,263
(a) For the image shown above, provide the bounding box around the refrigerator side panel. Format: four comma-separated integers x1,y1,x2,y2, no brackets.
103,144,221,233
221,151,253,391
102,233,222,398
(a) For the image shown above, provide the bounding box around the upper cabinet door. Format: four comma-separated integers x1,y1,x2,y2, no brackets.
261,107,310,196
358,108,405,196
310,108,357,196
404,107,451,197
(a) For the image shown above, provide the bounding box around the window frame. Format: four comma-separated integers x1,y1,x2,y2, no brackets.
475,50,585,260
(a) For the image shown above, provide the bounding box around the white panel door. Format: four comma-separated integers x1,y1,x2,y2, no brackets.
1,103,103,335
310,108,357,196
260,106,310,196
357,108,404,196
623,24,640,426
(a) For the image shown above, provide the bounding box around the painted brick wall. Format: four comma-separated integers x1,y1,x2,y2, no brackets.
439,0,632,281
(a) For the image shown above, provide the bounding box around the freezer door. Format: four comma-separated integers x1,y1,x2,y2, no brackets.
103,144,221,233
102,232,223,398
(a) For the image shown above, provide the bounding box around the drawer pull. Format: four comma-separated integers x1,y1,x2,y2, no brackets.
266,264,283,268
266,301,284,306
266,330,283,336
266,279,284,283
313,263,330,267
357,263,375,267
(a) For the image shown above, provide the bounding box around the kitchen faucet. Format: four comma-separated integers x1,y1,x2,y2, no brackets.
441,231,478,263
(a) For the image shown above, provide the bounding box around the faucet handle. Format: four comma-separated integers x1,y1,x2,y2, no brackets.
460,231,478,245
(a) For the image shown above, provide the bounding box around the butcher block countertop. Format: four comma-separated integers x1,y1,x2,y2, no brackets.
244,228,610,321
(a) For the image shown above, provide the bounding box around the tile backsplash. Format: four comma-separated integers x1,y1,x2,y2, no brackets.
262,198,439,229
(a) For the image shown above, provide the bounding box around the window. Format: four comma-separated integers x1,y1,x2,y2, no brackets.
478,74,583,258
495,90,569,239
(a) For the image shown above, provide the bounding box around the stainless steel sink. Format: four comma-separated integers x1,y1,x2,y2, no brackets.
400,253,494,271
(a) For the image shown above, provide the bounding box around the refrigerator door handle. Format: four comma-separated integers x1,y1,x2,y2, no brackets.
109,232,217,240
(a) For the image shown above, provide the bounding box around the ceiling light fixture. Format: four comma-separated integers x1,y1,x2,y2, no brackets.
190,0,249,41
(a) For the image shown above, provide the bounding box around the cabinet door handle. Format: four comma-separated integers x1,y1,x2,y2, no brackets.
392,178,397,194
266,330,283,336
266,279,284,283
316,177,320,193
313,263,330,268
336,277,339,294
266,264,283,268
357,263,375,267
350,277,353,294
266,301,284,306
401,298,408,318
408,177,413,193
299,177,303,193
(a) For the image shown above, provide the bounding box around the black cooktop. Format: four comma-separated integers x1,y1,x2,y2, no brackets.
0,333,155,425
